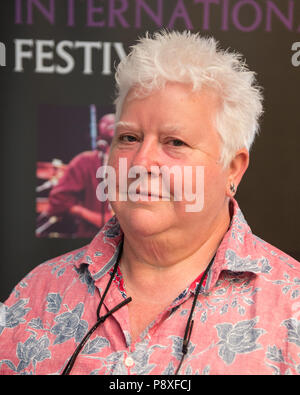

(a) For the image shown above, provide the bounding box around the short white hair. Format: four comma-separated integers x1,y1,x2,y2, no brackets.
114,30,263,167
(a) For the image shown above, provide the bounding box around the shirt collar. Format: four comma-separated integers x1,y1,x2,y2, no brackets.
206,198,272,291
75,198,264,289
74,216,123,282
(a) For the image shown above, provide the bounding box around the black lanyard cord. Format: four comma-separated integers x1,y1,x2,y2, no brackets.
61,296,131,375
96,243,122,321
175,255,215,375
62,241,132,375
62,239,215,376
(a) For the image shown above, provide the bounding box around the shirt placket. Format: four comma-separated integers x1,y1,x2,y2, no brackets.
95,273,136,374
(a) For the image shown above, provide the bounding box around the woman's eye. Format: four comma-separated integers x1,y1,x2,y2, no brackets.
119,134,138,143
168,139,186,147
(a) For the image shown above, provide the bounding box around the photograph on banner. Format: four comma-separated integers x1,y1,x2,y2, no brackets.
36,104,115,239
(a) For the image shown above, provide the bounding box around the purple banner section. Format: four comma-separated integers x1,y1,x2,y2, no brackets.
14,0,300,32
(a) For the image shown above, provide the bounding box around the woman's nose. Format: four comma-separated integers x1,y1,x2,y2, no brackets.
130,138,160,171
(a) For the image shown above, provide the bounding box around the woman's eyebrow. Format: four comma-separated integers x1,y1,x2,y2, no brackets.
115,122,192,136
159,124,189,135
115,121,139,131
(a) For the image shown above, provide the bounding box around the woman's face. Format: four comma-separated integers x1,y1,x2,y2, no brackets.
108,82,230,239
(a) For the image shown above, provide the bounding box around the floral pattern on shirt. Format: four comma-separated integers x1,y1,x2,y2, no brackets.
215,317,265,365
50,302,88,345
0,199,300,375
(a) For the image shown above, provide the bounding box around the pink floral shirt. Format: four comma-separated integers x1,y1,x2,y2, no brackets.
1,199,300,375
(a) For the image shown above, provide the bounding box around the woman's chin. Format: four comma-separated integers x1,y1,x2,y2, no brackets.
116,204,173,238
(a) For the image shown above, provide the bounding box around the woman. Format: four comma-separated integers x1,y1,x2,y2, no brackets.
0,31,299,375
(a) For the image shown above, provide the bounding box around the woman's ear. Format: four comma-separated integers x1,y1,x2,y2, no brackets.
226,148,249,197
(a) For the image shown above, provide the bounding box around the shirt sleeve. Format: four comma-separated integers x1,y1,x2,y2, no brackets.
0,264,48,374
0,251,81,375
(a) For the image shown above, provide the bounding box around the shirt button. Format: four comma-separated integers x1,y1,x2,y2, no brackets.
124,356,134,367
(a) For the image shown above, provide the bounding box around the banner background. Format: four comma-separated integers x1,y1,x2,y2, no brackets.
1,0,299,301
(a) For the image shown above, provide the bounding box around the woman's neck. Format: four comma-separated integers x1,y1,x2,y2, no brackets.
119,204,231,301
